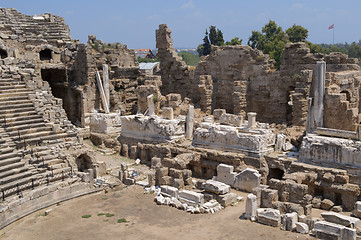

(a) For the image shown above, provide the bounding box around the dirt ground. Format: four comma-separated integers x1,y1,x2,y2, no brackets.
0,185,316,240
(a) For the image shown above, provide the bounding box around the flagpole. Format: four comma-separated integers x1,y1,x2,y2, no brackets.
333,27,335,44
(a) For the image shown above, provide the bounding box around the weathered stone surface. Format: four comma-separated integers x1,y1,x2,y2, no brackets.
261,188,278,208
245,194,257,220
295,222,309,234
178,190,204,206
216,164,236,186
215,193,238,207
201,180,230,195
160,185,179,198
256,208,281,227
321,212,360,228
353,201,361,218
285,212,298,231
234,168,261,192
321,199,335,210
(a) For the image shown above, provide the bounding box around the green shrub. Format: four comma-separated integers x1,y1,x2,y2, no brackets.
81,214,92,218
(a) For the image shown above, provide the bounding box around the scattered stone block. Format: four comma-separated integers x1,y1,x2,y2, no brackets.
160,185,178,198
321,199,334,210
321,212,360,228
285,212,298,231
314,221,344,239
256,208,281,227
215,192,238,207
173,178,184,189
245,193,257,220
261,188,278,208
201,180,230,195
148,173,155,186
159,176,173,186
341,227,356,240
178,190,204,206
169,168,183,179
352,201,361,218
331,206,342,213
234,168,261,192
216,164,236,186
151,157,161,169
295,222,309,234
312,196,322,209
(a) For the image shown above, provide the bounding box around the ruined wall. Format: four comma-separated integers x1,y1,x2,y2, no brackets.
156,24,192,99
156,25,361,129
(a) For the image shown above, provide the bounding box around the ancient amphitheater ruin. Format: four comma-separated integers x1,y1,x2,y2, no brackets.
1,7,361,239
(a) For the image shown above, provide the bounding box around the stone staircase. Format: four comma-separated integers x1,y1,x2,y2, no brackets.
0,67,80,199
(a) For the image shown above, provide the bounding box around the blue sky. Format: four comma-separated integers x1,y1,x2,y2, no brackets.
0,0,360,50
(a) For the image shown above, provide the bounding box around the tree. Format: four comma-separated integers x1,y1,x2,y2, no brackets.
286,24,308,42
347,42,361,59
225,37,243,45
198,30,211,56
216,29,224,46
248,20,289,69
208,26,217,45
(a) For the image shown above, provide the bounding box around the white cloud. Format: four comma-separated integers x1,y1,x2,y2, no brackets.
181,1,195,9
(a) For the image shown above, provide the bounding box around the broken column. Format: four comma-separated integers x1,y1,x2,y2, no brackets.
102,64,110,107
247,112,257,129
312,61,326,130
245,193,257,220
95,71,109,113
146,94,155,116
186,105,194,139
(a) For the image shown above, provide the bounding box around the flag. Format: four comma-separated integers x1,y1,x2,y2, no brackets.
329,24,334,30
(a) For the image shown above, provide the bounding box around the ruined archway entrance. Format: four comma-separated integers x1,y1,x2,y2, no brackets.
75,154,94,172
41,68,82,126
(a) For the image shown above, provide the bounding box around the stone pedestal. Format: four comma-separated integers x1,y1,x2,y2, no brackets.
247,112,257,129
162,107,174,120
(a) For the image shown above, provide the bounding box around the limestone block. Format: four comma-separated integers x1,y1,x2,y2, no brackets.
321,212,360,228
129,146,138,159
341,227,356,240
173,178,184,189
321,199,334,210
352,201,361,218
314,221,345,239
219,113,242,127
261,189,278,208
215,193,238,207
184,177,193,186
256,208,281,227
182,169,192,179
151,157,161,169
156,167,168,178
169,168,183,179
159,176,173,186
295,222,309,234
160,185,179,198
162,107,174,120
285,212,298,231
178,190,204,206
275,134,286,152
201,180,230,195
216,164,236,186
234,168,261,192
213,109,226,122
245,194,257,220
148,173,155,187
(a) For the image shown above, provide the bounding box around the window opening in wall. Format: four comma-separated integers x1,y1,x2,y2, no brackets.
39,49,52,61
0,49,8,59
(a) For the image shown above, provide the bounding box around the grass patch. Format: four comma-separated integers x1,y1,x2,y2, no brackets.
105,213,114,217
81,214,92,218
117,218,128,223
102,197,108,200
97,213,105,216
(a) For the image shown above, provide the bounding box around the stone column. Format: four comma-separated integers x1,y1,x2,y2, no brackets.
95,71,109,113
247,112,257,129
313,61,326,129
102,64,110,108
186,105,194,139
147,94,155,116
245,193,257,220
88,169,94,186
